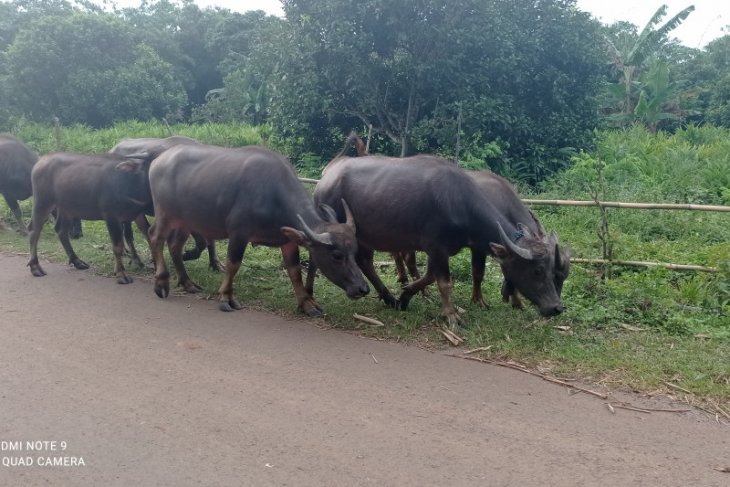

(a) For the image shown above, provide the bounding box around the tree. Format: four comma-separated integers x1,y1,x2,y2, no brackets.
605,4,695,117
677,35,730,127
275,0,606,183
4,12,187,126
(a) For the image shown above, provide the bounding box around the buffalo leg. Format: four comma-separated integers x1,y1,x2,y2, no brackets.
304,255,317,296
397,257,436,311
281,241,322,317
3,195,27,235
392,252,409,286
149,218,171,298
356,246,398,308
502,279,524,309
69,218,83,239
122,221,145,269
217,235,247,312
55,216,89,270
104,219,132,284
168,229,203,293
404,251,421,282
470,249,489,307
205,240,224,272
27,200,54,277
404,251,461,328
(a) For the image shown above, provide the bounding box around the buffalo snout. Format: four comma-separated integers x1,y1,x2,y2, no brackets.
539,303,564,317
346,282,370,299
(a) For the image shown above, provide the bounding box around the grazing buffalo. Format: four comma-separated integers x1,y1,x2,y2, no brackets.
309,155,567,327
148,144,369,314
28,152,153,284
394,171,571,309
0,134,38,233
109,135,223,271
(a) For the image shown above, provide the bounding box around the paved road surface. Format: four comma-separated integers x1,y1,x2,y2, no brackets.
0,253,728,486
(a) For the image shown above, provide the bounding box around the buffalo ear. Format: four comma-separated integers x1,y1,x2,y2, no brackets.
281,226,310,246
490,242,509,259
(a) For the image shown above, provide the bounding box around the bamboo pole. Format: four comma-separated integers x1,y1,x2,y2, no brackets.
523,199,730,212
572,258,718,273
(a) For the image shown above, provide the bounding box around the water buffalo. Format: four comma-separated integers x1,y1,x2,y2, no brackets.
28,152,153,284
309,155,566,327
109,135,223,271
0,134,38,233
148,144,369,314
394,171,571,309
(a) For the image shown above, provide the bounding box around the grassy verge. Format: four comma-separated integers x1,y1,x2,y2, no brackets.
2,198,728,413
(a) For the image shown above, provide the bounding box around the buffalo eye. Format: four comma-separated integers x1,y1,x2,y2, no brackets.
331,249,345,261
533,267,545,278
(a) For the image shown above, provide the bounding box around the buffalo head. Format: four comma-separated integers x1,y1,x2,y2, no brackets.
490,223,570,317
281,199,369,300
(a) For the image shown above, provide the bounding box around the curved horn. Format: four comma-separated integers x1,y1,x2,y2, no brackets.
497,222,533,260
297,215,333,246
341,198,356,233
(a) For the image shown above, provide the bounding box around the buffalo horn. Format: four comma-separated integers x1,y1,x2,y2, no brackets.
341,199,356,233
297,215,333,246
550,231,563,268
498,223,533,260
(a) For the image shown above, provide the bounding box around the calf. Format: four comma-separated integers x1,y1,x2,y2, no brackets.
28,152,152,284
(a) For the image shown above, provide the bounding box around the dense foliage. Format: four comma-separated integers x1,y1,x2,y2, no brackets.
1,0,728,183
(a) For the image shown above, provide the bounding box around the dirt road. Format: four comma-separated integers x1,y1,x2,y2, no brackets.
0,253,728,486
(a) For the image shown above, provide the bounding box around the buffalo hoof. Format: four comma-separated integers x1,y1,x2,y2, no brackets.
29,264,47,277
181,280,203,293
117,275,133,284
154,281,170,299
16,228,29,237
396,291,415,311
219,299,242,312
302,301,324,317
443,310,466,331
382,294,400,309
471,295,490,309
209,260,225,272
70,258,89,270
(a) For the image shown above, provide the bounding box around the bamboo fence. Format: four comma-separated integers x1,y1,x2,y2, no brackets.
298,177,729,273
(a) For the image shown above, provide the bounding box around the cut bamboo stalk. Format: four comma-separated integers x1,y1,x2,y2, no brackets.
572,258,718,273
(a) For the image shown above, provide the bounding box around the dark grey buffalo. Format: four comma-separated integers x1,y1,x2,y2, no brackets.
394,171,571,309
28,152,153,284
309,155,567,327
0,134,38,233
109,135,223,271
148,144,369,314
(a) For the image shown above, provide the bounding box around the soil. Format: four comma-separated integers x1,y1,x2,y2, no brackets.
0,253,728,486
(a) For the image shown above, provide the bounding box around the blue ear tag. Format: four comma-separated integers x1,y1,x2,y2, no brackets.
513,229,525,242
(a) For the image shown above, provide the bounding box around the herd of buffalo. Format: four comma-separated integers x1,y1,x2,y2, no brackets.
0,132,570,327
